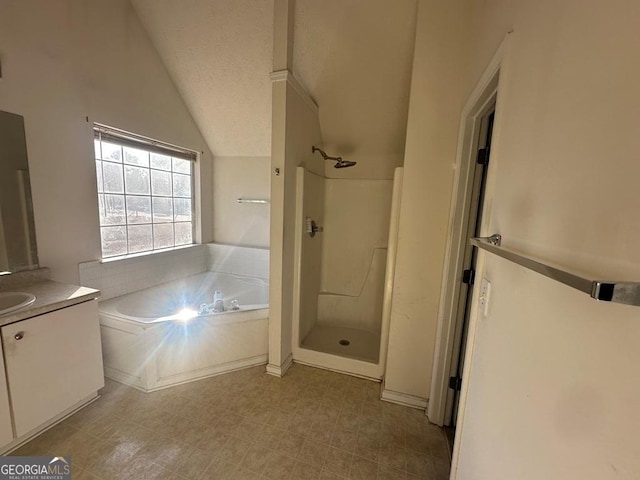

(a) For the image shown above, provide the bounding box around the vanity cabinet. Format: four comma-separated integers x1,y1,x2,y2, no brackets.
0,342,14,447
1,299,104,440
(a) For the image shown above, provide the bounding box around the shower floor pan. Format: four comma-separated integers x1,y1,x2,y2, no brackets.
301,325,380,363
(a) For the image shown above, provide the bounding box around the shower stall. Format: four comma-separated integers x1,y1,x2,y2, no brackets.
292,165,403,379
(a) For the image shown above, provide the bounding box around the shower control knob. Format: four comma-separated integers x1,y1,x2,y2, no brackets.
14,331,24,341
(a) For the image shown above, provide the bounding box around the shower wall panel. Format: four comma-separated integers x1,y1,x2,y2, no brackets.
298,169,325,343
318,179,393,332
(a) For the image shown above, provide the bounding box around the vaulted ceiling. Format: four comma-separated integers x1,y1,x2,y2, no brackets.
131,0,417,159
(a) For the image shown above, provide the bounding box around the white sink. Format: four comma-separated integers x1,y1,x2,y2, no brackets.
0,292,36,316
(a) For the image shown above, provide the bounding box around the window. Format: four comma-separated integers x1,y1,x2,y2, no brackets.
93,124,197,258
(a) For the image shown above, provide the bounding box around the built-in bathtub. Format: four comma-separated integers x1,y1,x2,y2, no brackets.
98,271,269,392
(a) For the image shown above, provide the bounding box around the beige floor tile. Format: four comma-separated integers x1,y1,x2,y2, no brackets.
252,425,286,450
359,419,383,437
354,432,380,462
276,431,306,457
73,469,103,480
58,431,113,471
292,460,322,480
266,409,294,430
322,446,352,476
135,434,190,472
200,457,238,480
431,458,452,480
101,420,154,451
288,413,314,436
405,449,430,477
240,444,272,474
309,421,336,445
378,464,408,480
330,429,358,454
349,456,378,480
379,445,407,472
262,451,298,479
244,407,272,425
199,429,229,453
233,466,262,480
229,418,264,441
87,448,157,480
173,447,215,479
299,438,330,467
214,435,251,465
319,469,348,480
336,412,362,432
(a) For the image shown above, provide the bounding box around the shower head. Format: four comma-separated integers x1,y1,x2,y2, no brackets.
311,146,357,169
334,159,357,168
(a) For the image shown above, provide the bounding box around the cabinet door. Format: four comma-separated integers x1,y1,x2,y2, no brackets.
0,341,15,447
2,300,104,437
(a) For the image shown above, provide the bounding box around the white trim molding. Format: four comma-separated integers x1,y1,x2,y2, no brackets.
266,352,293,377
429,32,513,428
381,387,428,410
270,69,319,113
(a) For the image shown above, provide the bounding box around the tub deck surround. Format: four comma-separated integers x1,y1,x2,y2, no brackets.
99,271,269,392
207,243,270,279
0,279,100,327
78,243,270,302
79,244,209,302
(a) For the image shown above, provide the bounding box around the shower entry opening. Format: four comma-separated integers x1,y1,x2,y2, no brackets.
292,166,403,379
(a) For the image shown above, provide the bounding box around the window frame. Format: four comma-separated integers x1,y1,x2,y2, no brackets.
93,124,198,259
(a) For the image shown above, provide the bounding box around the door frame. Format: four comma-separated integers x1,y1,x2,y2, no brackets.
428,34,512,427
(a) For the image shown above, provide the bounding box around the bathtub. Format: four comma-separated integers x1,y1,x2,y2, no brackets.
98,271,269,392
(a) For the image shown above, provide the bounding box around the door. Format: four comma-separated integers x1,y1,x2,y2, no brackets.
447,106,495,428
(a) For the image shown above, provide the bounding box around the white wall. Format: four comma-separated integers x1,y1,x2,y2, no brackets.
269,73,323,371
212,156,270,248
384,0,470,400
0,0,213,285
454,0,640,478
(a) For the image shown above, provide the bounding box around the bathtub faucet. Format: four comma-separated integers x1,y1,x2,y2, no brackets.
213,290,225,313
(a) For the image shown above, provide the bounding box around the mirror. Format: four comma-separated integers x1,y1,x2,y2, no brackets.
0,111,39,273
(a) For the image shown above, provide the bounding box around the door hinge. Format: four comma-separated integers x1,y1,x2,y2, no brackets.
449,376,462,391
462,269,475,285
477,147,490,165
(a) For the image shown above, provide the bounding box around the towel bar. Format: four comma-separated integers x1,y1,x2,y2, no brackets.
471,236,640,306
237,198,269,204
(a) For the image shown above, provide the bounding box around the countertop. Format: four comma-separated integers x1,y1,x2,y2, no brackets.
0,280,100,327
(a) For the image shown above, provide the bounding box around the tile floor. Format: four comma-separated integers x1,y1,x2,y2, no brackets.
12,364,450,480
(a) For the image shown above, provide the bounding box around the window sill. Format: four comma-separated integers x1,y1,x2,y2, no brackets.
100,244,200,264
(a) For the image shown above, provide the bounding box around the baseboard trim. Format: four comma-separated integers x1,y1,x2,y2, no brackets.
104,355,268,393
381,388,429,410
2,393,99,455
266,352,293,377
